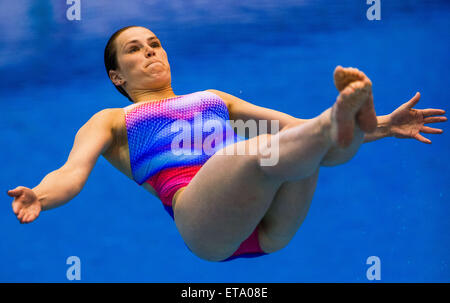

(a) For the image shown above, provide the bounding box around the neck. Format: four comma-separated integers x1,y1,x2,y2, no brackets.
129,85,177,103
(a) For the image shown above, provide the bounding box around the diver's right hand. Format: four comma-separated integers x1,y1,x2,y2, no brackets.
7,186,41,224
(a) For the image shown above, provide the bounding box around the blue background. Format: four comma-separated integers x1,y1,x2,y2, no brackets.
0,0,448,282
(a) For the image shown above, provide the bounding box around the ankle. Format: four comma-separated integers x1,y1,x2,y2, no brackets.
318,107,333,147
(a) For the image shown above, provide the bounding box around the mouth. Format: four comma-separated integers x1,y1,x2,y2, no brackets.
146,61,162,68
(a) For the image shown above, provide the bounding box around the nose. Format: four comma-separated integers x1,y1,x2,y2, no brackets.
144,46,155,58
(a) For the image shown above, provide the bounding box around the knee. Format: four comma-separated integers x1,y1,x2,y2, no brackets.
258,228,291,254
181,235,239,262
189,244,236,262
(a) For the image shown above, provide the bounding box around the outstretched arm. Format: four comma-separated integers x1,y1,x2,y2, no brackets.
363,92,447,144
207,89,446,145
7,109,116,223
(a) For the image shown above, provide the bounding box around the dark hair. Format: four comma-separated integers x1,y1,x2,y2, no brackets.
104,25,139,103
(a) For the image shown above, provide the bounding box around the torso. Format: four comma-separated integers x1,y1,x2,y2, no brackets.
100,92,232,205
102,107,160,197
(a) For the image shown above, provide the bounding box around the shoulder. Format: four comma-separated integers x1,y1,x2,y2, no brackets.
86,108,127,156
204,89,257,114
84,108,125,137
90,108,123,125
204,88,229,99
204,89,237,109
92,108,122,118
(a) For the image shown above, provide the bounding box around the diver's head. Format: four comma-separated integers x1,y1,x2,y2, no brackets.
104,26,172,102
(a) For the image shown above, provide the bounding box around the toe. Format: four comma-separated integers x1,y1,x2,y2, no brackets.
338,81,369,112
334,66,367,92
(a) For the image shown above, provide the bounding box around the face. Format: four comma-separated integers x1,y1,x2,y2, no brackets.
109,27,171,92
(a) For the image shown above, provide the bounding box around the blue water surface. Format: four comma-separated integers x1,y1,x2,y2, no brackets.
0,0,449,282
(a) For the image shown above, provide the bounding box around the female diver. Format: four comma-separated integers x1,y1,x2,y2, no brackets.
7,26,446,262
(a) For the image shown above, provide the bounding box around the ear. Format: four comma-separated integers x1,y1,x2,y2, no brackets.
109,70,125,86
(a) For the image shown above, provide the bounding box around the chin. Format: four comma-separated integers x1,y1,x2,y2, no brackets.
144,78,171,90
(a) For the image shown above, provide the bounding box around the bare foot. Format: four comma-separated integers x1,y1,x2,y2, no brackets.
333,66,378,138
333,65,367,92
330,76,375,147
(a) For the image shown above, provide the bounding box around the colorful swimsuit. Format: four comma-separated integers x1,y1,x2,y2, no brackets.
123,91,267,261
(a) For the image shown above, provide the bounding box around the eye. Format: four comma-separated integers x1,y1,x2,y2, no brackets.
151,42,160,47
128,46,139,53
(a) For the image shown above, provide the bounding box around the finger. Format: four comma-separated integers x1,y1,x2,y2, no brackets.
424,116,447,124
422,109,446,117
21,213,30,224
420,126,443,134
404,92,421,109
28,213,37,223
12,202,21,215
414,133,431,144
23,214,33,224
27,213,36,223
17,208,26,221
7,187,23,198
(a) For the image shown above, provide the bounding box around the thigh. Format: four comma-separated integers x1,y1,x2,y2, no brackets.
259,168,320,253
173,136,283,261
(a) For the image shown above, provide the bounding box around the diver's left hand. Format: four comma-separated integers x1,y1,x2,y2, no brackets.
388,92,447,144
